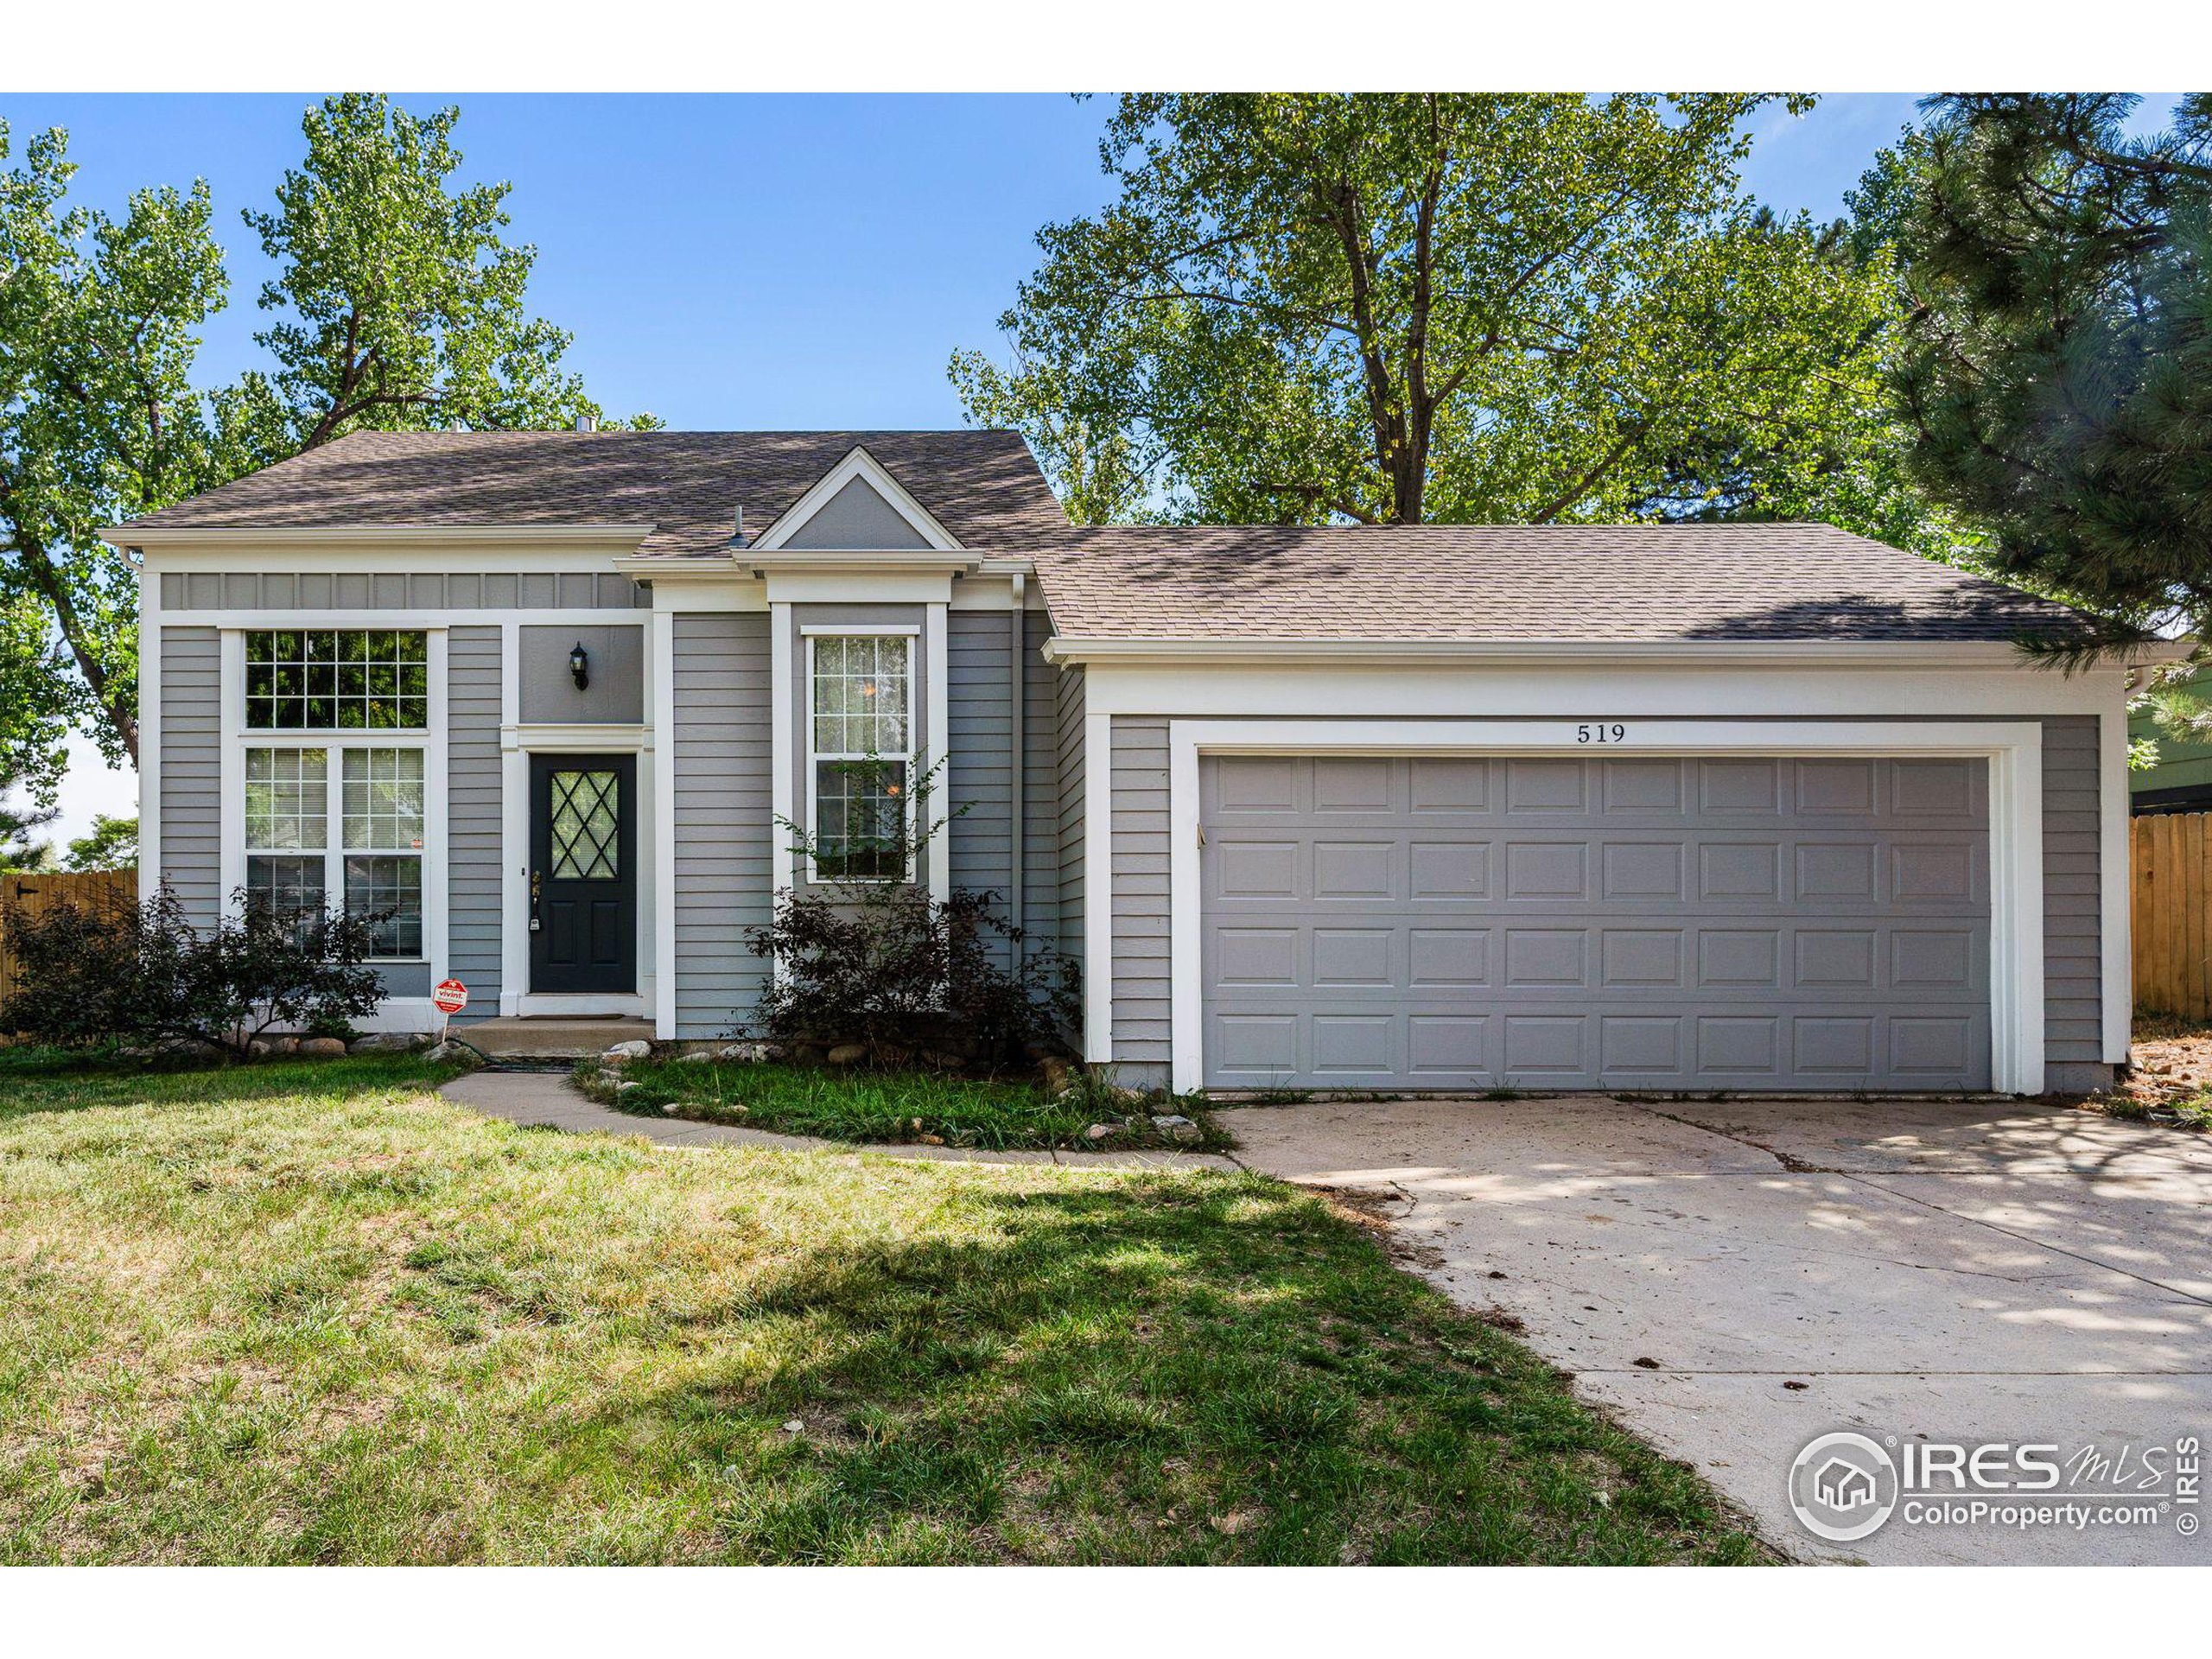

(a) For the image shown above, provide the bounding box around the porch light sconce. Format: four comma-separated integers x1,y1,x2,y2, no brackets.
569,642,590,690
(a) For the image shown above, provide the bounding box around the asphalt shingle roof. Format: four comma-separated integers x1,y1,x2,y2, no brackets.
119,430,2090,645
119,429,1068,557
1032,524,2091,644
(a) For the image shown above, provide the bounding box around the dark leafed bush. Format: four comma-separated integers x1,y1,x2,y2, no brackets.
1,884,388,1056
741,886,1077,1066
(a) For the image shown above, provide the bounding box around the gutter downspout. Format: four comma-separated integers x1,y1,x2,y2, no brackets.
1009,573,1026,938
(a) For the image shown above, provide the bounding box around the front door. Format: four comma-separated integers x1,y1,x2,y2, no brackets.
529,753,638,994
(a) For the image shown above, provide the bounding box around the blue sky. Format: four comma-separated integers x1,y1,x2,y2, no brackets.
0,92,2168,839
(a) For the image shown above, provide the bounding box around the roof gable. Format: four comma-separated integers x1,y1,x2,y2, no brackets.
753,445,959,552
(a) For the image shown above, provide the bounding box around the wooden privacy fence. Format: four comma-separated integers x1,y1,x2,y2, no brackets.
0,868,137,1006
2133,811,2212,1020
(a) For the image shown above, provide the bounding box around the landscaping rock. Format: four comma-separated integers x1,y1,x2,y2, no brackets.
661,1102,683,1116
1039,1057,1072,1095
1084,1122,1117,1142
715,1041,779,1064
602,1039,652,1065
781,1419,804,1434
923,1050,967,1072
673,1051,712,1064
348,1032,421,1055
298,1036,348,1058
613,1078,641,1094
1152,1113,1203,1143
268,1036,300,1056
824,1043,868,1066
247,1039,273,1058
423,1040,480,1067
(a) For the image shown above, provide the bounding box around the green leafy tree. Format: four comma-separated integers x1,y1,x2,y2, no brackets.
1,121,229,790
1885,93,2211,741
952,94,1902,531
1,95,654,793
64,812,137,871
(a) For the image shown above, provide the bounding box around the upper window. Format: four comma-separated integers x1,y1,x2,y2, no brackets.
809,633,913,881
245,630,428,730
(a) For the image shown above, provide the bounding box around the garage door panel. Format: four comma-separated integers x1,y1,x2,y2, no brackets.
1201,754,1992,1091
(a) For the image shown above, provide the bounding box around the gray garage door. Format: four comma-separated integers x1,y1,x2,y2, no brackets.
1200,754,1991,1092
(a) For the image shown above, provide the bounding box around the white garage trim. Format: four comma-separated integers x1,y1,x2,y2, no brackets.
1166,719,2047,1096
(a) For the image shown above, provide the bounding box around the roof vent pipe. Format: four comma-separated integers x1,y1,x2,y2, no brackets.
575,414,597,433
731,505,744,545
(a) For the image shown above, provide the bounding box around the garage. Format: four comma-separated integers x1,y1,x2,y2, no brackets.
1198,753,1993,1092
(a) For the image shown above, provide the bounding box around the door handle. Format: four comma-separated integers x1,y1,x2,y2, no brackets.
530,868,543,931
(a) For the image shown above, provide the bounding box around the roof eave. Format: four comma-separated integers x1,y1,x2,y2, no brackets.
104,523,657,551
1039,636,2166,667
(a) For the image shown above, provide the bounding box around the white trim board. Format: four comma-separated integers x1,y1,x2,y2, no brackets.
750,443,961,553
1162,718,2049,1097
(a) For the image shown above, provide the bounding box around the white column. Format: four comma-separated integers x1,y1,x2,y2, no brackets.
925,600,950,905
652,608,678,1039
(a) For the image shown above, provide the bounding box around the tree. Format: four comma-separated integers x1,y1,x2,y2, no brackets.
1,121,229,791
1,96,654,791
1887,93,2211,685
952,94,1899,530
63,812,137,871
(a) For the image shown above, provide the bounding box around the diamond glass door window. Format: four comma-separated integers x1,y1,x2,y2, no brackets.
549,770,620,880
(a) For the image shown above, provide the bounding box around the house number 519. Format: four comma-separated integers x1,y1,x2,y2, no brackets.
1575,723,1627,744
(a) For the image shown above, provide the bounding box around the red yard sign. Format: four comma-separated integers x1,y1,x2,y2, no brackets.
432,978,469,1016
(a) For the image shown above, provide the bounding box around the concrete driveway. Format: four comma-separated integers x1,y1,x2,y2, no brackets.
1221,1095,2212,1565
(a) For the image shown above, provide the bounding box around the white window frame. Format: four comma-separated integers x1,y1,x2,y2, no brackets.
802,625,921,884
220,629,448,996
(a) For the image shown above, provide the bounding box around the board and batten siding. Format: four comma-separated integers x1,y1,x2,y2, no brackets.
1104,713,2108,1091
671,612,774,1039
445,625,505,1020
156,626,222,925
158,571,647,611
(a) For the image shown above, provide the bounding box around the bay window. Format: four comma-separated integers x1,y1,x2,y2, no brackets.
807,632,913,880
240,631,429,958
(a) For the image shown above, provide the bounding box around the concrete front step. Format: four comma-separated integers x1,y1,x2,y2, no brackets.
461,1016,655,1059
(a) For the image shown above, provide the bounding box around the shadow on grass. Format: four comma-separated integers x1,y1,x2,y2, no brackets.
543,1174,1759,1565
0,1050,458,1123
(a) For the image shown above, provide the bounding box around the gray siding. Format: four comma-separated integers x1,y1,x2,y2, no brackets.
948,608,1016,963
2043,715,2105,1089
157,626,222,925
1109,716,1172,1063
780,479,931,550
672,613,774,1039
518,623,645,724
161,570,646,611
1107,714,2109,1091
446,625,505,1020
1023,609,1060,945
1056,662,1087,1006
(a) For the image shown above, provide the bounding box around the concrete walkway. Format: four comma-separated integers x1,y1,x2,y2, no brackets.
437,1069,1242,1171
1221,1094,2212,1567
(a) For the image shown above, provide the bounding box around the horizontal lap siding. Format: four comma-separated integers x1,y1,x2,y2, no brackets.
1056,666,1086,1003
2042,715,2102,1071
948,610,1015,967
673,613,772,1039
1109,716,1172,1060
446,626,504,1020
157,627,221,925
1024,611,1061,953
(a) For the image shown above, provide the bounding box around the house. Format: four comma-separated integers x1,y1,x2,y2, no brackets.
108,426,2158,1096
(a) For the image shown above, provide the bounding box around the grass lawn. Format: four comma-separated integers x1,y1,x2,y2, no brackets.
0,1053,1760,1565
597,1056,1230,1151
